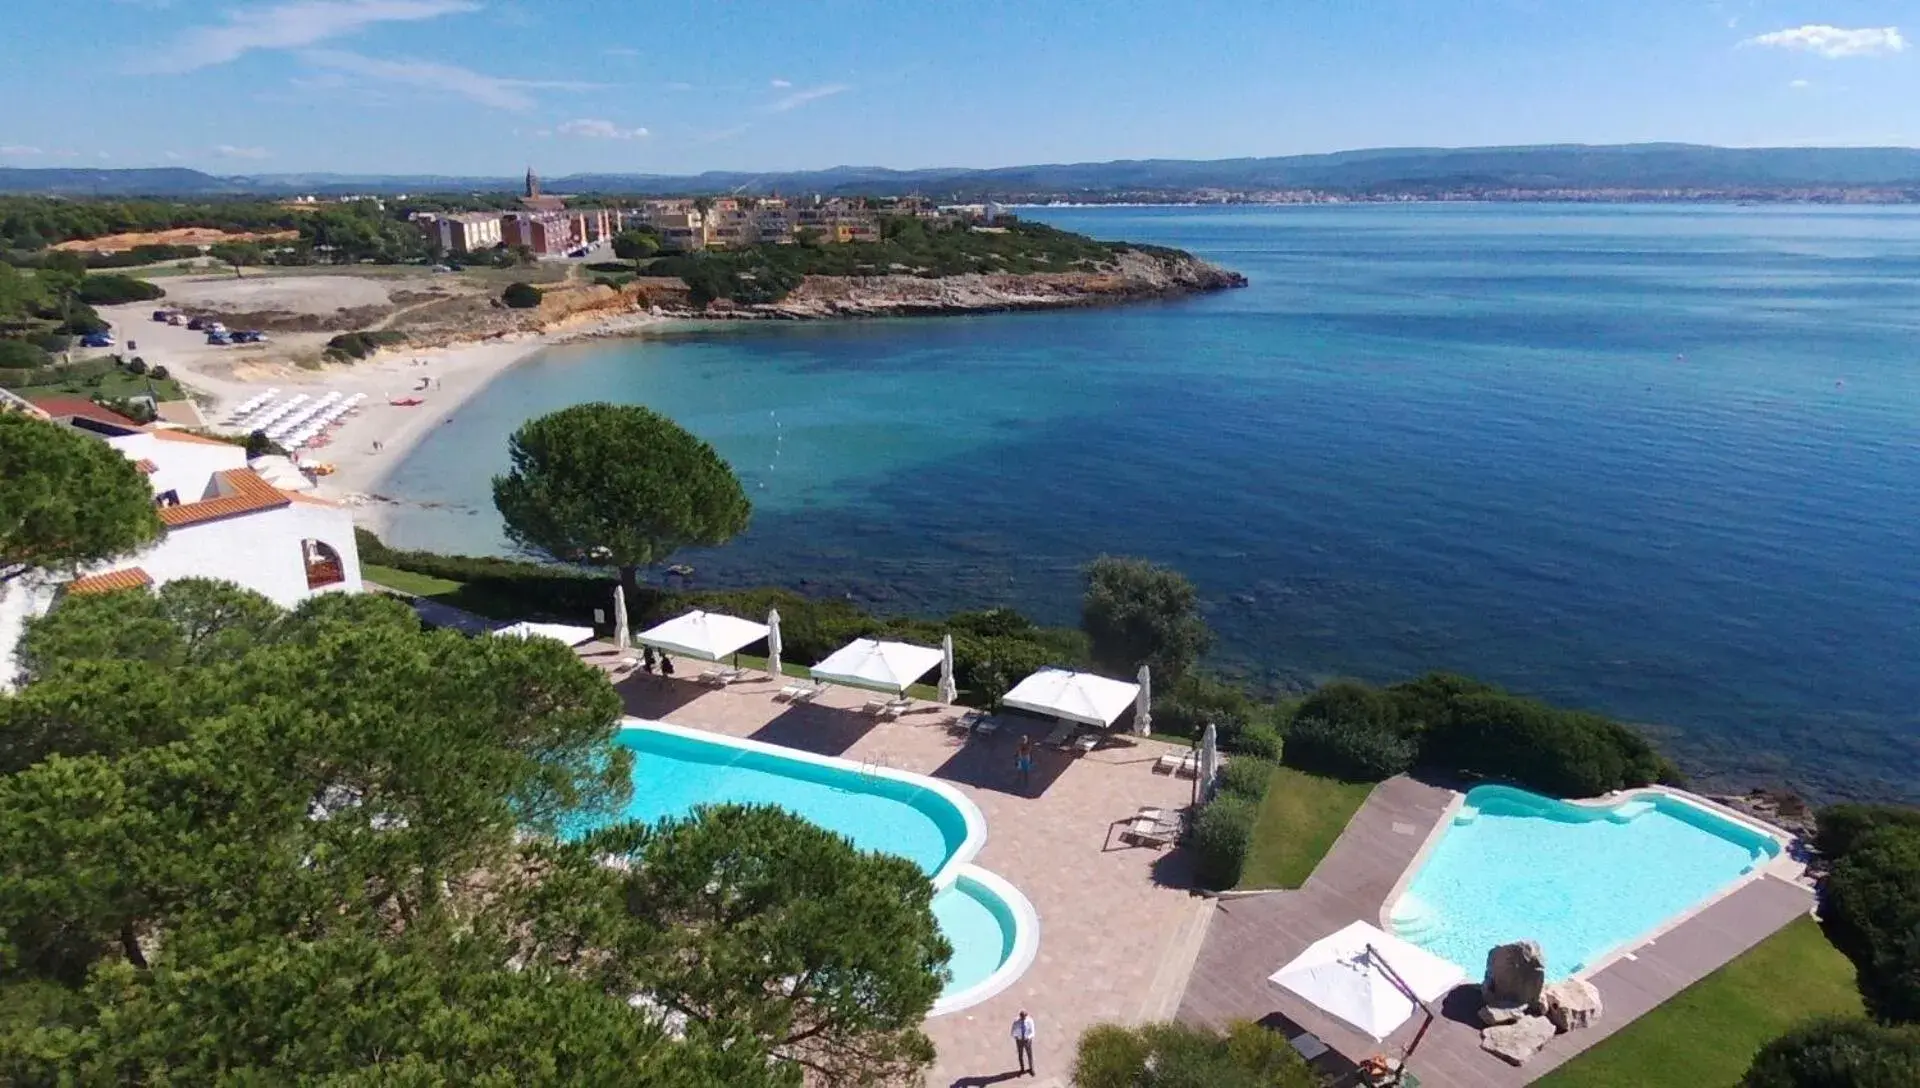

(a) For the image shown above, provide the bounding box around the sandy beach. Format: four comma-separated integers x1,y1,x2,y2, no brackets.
98,297,674,530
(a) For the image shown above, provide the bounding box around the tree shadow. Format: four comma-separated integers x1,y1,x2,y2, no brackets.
612,672,714,720
748,702,880,759
1148,838,1201,890
1254,1012,1362,1081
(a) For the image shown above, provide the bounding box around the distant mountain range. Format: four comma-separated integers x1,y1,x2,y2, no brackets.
7,144,1920,199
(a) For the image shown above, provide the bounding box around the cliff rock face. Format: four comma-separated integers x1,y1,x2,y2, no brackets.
706,248,1245,320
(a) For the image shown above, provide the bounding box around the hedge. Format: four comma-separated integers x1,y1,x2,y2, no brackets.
76,273,165,306
1285,680,1418,781
0,356,117,389
1821,823,1920,1023
1816,803,1920,862
501,282,543,308
1191,795,1258,889
1216,757,1275,804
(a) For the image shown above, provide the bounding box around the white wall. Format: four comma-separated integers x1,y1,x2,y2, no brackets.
134,502,363,608
107,433,246,503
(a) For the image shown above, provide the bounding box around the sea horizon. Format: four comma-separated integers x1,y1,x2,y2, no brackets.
378,203,1920,804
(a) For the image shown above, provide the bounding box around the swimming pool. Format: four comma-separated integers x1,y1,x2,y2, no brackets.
1388,785,1784,980
579,720,1034,1011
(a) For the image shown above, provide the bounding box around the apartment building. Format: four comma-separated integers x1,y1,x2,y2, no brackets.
427,212,505,254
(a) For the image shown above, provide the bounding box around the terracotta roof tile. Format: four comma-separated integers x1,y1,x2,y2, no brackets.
66,567,154,595
282,490,339,506
158,468,290,528
147,428,241,448
28,396,142,429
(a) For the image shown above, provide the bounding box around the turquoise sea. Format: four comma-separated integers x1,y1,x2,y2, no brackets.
382,205,1920,801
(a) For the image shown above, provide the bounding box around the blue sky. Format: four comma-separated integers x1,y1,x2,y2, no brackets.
2,1,1918,175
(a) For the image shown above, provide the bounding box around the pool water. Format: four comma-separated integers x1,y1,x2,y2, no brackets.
1390,785,1781,980
570,722,974,878
572,721,1035,1009
933,878,1017,995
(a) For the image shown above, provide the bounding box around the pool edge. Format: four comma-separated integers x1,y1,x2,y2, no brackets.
618,717,988,889
927,864,1041,1018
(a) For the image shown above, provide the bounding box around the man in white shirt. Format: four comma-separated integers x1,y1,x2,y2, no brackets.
1011,1009,1036,1076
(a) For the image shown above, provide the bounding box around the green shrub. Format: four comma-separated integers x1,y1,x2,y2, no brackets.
124,357,147,375
323,330,407,361
501,282,543,308
1234,721,1284,762
1284,680,1416,780
0,339,50,370
1741,1017,1920,1087
1152,672,1256,745
1817,804,1920,862
1821,825,1920,1023
1192,795,1257,889
1074,1020,1315,1088
76,273,164,305
148,365,169,382
1424,693,1672,797
1216,758,1275,804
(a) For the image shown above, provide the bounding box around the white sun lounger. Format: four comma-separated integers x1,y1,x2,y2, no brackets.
1155,751,1200,776
1043,721,1077,749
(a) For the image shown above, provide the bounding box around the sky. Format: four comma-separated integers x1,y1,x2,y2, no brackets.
1,1,1918,176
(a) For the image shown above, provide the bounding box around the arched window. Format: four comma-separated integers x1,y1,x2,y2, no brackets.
303,538,345,590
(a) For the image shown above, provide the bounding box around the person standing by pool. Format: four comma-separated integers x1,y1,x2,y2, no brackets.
1015,736,1034,789
1011,1009,1036,1076
659,653,674,684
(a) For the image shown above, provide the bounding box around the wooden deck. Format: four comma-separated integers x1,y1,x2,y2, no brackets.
1176,777,1816,1086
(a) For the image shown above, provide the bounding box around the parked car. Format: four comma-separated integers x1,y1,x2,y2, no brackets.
186,316,207,330
166,313,184,326
80,333,115,348
151,309,172,322
206,332,232,345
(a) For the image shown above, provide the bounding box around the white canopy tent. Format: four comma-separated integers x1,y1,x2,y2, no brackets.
491,621,597,646
1002,667,1142,728
635,609,769,662
810,638,943,695
1267,920,1467,1041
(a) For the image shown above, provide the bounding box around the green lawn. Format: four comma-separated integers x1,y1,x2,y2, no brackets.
13,369,187,404
360,563,466,599
1236,766,1376,889
1536,916,1862,1088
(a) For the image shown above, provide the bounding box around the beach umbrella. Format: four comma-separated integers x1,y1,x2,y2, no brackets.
766,608,783,677
613,584,630,652
938,633,957,705
1134,663,1153,736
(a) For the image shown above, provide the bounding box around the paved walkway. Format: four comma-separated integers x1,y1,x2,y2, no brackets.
1177,777,1816,1086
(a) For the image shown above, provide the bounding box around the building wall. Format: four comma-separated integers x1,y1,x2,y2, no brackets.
129,503,364,609
108,433,247,503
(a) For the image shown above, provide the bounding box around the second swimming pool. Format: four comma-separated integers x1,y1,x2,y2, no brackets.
1389,785,1783,980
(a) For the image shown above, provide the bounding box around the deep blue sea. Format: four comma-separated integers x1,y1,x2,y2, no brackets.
382,205,1920,801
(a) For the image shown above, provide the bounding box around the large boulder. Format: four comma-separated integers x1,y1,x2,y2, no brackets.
1542,978,1603,1032
1479,1000,1529,1027
1480,1015,1558,1066
1483,941,1547,1008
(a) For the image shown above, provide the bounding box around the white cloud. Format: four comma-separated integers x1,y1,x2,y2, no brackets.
135,0,479,74
769,83,850,112
1743,25,1908,58
0,145,42,156
557,118,649,140
97,151,112,160
1789,78,1812,89
769,77,792,88
214,144,272,160
163,150,183,160
300,49,601,110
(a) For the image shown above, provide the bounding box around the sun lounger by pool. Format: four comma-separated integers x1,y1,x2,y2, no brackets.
1119,805,1179,848
1073,732,1101,754
700,666,745,687
776,682,819,701
1154,751,1200,777
1043,721,1077,749
972,716,1000,737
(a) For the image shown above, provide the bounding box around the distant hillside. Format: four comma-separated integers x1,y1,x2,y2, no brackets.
7,145,1920,199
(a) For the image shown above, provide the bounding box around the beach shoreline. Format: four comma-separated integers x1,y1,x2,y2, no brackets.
100,301,678,532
